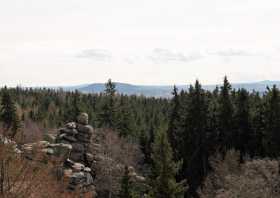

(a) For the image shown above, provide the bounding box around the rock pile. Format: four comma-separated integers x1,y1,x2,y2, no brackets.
22,113,97,197
55,113,96,195
7,112,145,197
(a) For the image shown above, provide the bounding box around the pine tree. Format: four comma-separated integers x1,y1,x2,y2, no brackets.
146,124,156,164
167,86,183,161
139,129,150,164
105,78,116,96
117,96,135,137
234,88,251,163
207,86,219,154
264,85,280,157
0,87,20,137
181,80,210,198
149,126,185,198
99,79,117,128
63,91,83,122
218,76,234,158
251,92,265,157
72,90,83,120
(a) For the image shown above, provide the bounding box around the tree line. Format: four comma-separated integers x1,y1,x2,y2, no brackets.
1,77,280,197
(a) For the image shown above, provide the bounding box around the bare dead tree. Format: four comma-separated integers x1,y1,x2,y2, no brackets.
93,129,142,198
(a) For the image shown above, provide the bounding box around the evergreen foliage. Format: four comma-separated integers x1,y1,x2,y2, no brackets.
149,126,185,198
234,88,251,163
218,76,234,158
3,77,280,197
99,79,118,128
167,86,183,161
181,80,210,198
264,85,280,157
0,87,20,137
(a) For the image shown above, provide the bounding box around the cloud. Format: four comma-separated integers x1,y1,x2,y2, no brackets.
123,57,135,64
76,49,112,62
147,48,203,63
207,48,255,57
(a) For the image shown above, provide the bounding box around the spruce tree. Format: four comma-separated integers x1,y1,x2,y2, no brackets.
73,90,83,120
146,124,155,164
117,96,135,137
207,86,220,154
139,129,150,162
264,85,280,157
99,79,117,128
139,124,156,165
149,126,185,198
167,86,183,161
0,87,20,137
105,78,116,96
63,91,83,122
251,92,265,157
218,76,234,158
181,80,210,198
234,88,251,163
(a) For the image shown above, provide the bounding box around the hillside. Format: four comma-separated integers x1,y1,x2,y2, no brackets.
2,78,280,197
58,80,280,97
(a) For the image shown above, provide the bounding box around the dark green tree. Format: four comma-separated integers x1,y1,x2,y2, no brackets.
0,87,20,137
117,96,135,137
167,86,183,161
250,92,265,157
218,76,234,158
181,80,210,198
99,79,117,128
105,78,116,96
264,85,280,157
234,88,251,163
149,126,185,198
206,86,220,154
62,91,84,122
139,129,150,165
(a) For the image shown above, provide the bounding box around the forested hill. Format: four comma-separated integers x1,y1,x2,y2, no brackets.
3,77,280,197
58,80,280,97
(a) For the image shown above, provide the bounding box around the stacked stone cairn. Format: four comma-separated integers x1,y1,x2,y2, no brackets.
22,113,97,197
11,112,145,197
56,113,95,194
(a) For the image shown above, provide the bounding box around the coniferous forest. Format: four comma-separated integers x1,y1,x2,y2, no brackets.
1,77,280,197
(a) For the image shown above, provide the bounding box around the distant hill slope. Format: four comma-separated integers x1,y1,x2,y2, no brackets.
78,83,175,97
60,80,280,98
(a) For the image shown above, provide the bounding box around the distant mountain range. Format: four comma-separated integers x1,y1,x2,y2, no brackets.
54,80,280,98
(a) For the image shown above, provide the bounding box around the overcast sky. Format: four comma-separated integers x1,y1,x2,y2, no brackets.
1,0,280,86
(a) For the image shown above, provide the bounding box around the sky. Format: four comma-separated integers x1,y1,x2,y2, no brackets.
1,0,280,86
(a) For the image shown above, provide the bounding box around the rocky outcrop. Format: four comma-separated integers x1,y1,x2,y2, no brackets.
2,112,145,197
22,113,97,197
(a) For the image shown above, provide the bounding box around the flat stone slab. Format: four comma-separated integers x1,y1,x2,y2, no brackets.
72,163,85,171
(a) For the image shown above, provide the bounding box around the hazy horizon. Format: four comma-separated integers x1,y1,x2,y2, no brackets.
1,0,280,86
2,79,280,88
